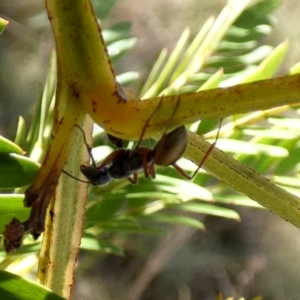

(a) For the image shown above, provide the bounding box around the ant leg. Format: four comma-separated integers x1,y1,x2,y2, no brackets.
169,141,215,180
171,163,193,180
128,172,138,184
132,95,165,180
188,118,223,179
62,124,95,183
135,95,164,149
74,124,97,167
142,149,154,178
61,170,90,183
75,125,126,174
149,96,182,176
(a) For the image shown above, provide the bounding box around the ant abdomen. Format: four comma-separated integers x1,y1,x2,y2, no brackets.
154,126,187,167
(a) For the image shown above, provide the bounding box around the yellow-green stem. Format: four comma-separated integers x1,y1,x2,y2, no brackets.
186,132,300,226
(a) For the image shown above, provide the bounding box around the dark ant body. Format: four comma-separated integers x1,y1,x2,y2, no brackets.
79,125,188,185
65,97,219,185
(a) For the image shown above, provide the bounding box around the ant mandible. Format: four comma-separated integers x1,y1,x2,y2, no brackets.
65,96,220,185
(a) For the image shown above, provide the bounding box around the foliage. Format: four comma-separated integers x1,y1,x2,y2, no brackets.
0,0,299,299
0,17,8,34
0,269,64,300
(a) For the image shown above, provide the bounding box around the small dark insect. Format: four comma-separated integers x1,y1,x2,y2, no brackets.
3,207,53,253
79,125,188,185
65,96,220,185
3,218,26,253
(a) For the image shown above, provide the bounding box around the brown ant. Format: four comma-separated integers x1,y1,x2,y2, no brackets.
64,96,220,185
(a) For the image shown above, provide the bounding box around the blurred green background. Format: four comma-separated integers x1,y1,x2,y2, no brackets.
1,0,299,136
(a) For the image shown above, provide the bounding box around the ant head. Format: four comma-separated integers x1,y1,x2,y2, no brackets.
80,165,111,186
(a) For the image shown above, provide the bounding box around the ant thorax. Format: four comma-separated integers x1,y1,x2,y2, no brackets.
107,148,153,179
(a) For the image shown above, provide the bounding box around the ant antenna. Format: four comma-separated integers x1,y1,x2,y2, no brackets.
152,96,181,162
62,169,90,183
135,95,164,149
74,124,97,167
189,118,223,179
62,124,95,183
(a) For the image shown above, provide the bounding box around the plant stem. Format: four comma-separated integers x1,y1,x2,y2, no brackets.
186,131,300,227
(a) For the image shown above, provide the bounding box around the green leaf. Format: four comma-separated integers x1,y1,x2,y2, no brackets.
138,213,205,229
168,202,240,220
141,28,190,98
0,17,9,34
214,193,263,208
197,69,224,91
0,154,40,188
81,236,124,256
116,72,139,87
0,243,41,258
226,25,271,42
243,128,299,140
141,1,279,97
241,40,288,83
216,40,257,52
154,175,213,202
108,37,137,63
239,0,281,21
0,194,28,232
14,117,27,149
170,18,214,82
99,223,164,235
0,270,65,300
272,175,300,189
217,139,288,157
102,22,133,45
92,0,117,20
85,198,126,224
289,61,300,75
140,48,168,97
0,136,24,155
276,147,300,174
206,45,273,68
26,52,56,158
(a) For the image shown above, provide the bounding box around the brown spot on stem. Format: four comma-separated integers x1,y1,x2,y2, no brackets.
24,192,39,208
115,83,127,103
92,100,97,113
49,210,55,221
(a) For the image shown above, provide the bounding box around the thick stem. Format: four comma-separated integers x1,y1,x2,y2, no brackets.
37,117,92,298
186,131,300,227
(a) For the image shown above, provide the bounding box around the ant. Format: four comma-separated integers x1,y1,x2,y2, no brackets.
64,96,220,185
